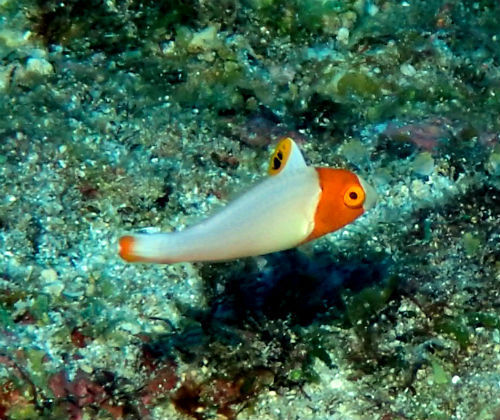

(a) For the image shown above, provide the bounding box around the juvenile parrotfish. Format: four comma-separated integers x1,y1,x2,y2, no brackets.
119,137,377,264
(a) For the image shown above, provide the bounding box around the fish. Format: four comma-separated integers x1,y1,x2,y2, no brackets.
118,137,377,264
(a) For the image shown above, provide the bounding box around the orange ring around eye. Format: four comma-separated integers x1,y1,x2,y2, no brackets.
344,184,365,209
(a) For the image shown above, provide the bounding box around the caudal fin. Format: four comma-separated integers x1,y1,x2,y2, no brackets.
118,235,141,262
118,234,179,263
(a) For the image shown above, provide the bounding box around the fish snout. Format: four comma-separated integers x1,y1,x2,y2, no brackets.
357,176,377,211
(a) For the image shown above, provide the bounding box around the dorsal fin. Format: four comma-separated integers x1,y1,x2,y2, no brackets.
268,137,307,176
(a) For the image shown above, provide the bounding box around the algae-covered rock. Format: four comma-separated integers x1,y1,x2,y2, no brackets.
245,0,356,37
412,152,435,177
6,404,39,420
187,25,219,53
337,71,381,99
487,148,500,177
435,317,471,349
466,312,500,329
341,139,370,166
429,356,451,386
462,232,483,257
343,275,398,330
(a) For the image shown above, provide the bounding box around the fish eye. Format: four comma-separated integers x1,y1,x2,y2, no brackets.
344,185,365,208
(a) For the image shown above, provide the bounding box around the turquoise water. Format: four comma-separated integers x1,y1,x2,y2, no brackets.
0,1,499,419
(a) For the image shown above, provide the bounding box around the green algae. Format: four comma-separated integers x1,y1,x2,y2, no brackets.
11,0,498,141
429,356,451,386
462,232,483,257
30,294,51,325
95,277,117,299
6,404,39,420
246,0,355,38
25,349,47,390
337,71,381,99
287,330,335,384
487,149,500,178
32,0,200,52
0,305,14,328
435,317,471,350
0,289,27,311
288,369,303,382
343,275,398,330
466,312,500,330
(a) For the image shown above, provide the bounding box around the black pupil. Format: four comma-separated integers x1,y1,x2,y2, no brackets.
349,191,358,200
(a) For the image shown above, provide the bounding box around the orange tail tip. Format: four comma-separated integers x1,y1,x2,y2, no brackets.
119,235,139,262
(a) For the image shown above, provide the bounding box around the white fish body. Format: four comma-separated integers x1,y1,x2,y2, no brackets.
122,167,320,263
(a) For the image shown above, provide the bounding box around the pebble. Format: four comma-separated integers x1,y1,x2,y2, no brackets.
188,25,218,52
41,268,58,283
40,268,65,297
412,152,435,177
337,27,350,45
0,64,14,91
400,63,417,77
26,57,54,76
42,281,65,297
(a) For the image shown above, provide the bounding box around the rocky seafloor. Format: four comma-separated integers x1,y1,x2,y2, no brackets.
0,0,499,419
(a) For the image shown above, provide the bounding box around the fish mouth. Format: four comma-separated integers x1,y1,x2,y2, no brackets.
357,176,378,211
